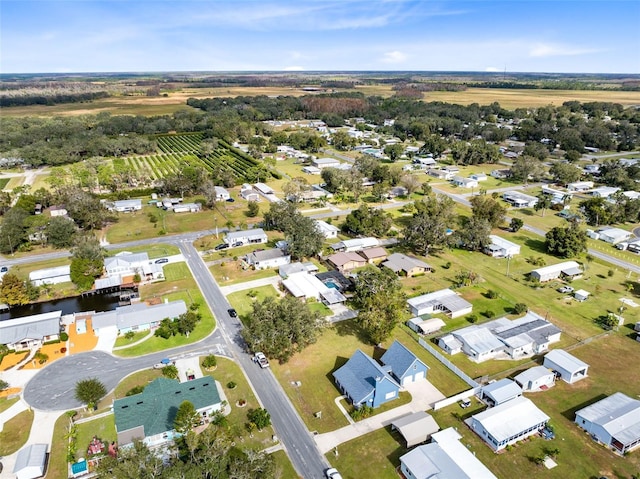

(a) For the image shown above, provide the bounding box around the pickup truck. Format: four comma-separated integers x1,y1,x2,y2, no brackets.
153,358,175,369
254,352,270,369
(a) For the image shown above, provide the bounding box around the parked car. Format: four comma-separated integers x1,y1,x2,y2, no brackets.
153,358,174,369
228,308,238,318
460,398,471,409
541,426,555,440
214,243,229,251
325,468,343,479
557,285,574,294
155,258,169,264
232,242,243,247
0,266,7,273
254,352,270,369
226,198,235,202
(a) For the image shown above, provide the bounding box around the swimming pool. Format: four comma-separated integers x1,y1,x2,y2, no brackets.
324,281,340,290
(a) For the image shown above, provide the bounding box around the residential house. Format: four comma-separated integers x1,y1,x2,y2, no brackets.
574,392,640,454
327,252,366,273
502,191,538,208
591,186,620,198
114,377,222,447
172,202,201,213
491,169,511,179
452,176,478,188
399,428,498,479
407,289,472,318
246,248,291,270
530,260,583,282
543,349,589,384
0,311,61,351
480,379,522,407
594,227,633,245
312,157,340,169
91,300,187,336
383,253,432,277
541,186,571,205
358,247,388,264
470,172,488,182
514,366,555,392
281,272,346,305
102,251,164,285
302,166,322,175
391,411,439,448
49,205,68,217
108,199,142,212
253,182,275,196
278,262,318,278
381,340,429,386
13,444,48,479
331,237,379,252
407,317,446,335
388,186,408,198
623,190,640,200
240,184,260,202
567,181,594,192
315,220,340,239
29,265,71,286
332,350,400,408
224,228,268,247
484,235,521,258
470,397,549,451
214,186,230,201
160,198,182,209
427,168,451,180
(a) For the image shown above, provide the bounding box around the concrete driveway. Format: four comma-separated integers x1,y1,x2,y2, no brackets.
175,357,203,383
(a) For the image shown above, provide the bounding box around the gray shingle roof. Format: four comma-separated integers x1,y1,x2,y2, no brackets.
333,350,398,404
92,300,187,330
381,340,427,380
0,311,61,345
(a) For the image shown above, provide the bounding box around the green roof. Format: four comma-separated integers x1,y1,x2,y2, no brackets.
114,377,221,437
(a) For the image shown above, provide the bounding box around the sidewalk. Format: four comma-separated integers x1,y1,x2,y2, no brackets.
314,380,444,454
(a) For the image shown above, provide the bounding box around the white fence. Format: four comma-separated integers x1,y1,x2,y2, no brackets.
418,338,479,388
432,387,481,411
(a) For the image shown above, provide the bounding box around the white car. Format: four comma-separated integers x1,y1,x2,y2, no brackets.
325,468,343,479
254,352,270,369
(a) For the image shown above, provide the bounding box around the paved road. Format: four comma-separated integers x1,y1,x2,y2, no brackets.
178,240,329,478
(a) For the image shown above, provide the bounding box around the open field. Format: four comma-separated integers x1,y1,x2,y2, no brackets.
46,413,70,479
0,409,34,455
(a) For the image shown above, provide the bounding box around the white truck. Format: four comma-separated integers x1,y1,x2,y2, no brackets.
254,352,270,369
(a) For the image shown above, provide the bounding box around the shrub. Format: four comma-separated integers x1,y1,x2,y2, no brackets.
486,289,498,299
60,347,67,353
202,354,217,369
125,385,145,396
59,332,69,341
226,381,237,389
607,269,614,277
350,405,374,421
0,379,8,391
482,310,495,319
124,331,135,340
513,303,528,314
443,261,452,269
466,314,478,324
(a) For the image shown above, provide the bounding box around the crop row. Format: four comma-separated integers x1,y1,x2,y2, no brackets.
156,133,203,154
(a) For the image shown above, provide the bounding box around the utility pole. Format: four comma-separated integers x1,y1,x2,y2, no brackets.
214,215,219,239
506,255,511,277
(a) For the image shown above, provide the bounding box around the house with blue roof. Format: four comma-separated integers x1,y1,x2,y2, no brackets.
381,340,429,386
333,350,400,408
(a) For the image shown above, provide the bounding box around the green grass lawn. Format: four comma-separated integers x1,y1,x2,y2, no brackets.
0,177,11,189
114,264,216,357
45,413,70,479
226,285,280,317
326,426,409,479
113,330,149,348
0,409,34,455
0,396,19,413
74,414,117,461
107,243,180,259
271,449,301,478
200,356,277,450
308,301,333,317
210,261,279,286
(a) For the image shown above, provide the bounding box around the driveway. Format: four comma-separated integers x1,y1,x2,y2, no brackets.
175,357,203,382
94,326,118,352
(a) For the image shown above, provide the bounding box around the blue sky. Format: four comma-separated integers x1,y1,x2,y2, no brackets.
2,0,639,73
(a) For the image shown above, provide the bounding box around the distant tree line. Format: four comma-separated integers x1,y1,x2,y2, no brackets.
0,91,109,107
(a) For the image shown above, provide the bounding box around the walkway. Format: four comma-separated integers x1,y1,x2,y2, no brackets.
218,275,282,295
313,380,445,454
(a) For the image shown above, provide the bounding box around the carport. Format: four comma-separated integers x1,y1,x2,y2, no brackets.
391,411,439,447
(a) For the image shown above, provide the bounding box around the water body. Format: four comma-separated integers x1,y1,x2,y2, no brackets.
0,293,121,321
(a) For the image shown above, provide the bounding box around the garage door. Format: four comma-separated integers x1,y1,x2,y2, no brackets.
414,371,425,382
402,375,414,386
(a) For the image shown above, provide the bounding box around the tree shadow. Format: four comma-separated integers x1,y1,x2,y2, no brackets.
334,319,370,344
562,394,607,421
524,237,547,254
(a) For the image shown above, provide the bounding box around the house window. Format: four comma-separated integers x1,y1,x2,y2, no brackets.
385,391,396,400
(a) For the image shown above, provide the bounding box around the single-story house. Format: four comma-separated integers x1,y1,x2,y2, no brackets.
246,248,290,270
391,411,440,448
388,186,408,198
574,392,640,454
427,168,452,180
107,199,142,212
315,220,340,239
29,265,71,287
591,186,620,198
530,260,582,282
114,377,222,447
470,396,550,451
480,378,522,407
381,340,429,386
514,366,555,392
574,289,590,302
438,335,463,355
172,202,201,213
359,247,388,264
413,156,437,167
91,300,187,336
623,190,640,200
502,191,538,208
470,172,488,182
327,252,367,273
282,272,346,305
596,227,633,245
484,235,521,258
0,311,61,351
541,185,572,204
567,181,594,192
333,350,400,408
331,237,379,252
240,188,260,202
400,427,498,479
302,165,322,175
407,317,446,335
253,182,275,195
49,205,68,217
224,228,268,247
160,198,182,209
543,349,589,384
383,253,432,277
312,157,341,169
214,186,230,201
407,289,472,318
315,270,353,292
452,176,478,188
13,443,48,479
491,169,511,179
104,252,155,278
279,262,318,278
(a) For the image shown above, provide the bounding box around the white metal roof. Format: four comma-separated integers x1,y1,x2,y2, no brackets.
482,378,522,404
544,349,588,373
431,428,498,479
472,396,549,442
488,235,519,251
576,392,640,445
29,265,70,281
531,261,580,277
514,366,554,386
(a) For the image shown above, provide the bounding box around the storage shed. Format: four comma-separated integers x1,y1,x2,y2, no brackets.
543,349,589,384
13,444,48,479
391,411,439,447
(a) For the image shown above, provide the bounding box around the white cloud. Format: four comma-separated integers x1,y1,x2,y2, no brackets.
382,50,407,63
284,65,305,71
485,66,500,72
529,43,605,58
